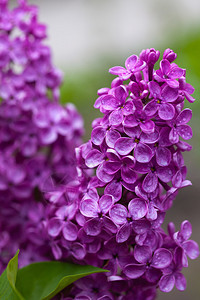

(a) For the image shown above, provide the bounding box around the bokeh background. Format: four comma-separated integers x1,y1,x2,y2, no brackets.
31,1,200,299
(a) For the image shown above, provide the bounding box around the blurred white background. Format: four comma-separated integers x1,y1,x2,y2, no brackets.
32,0,200,70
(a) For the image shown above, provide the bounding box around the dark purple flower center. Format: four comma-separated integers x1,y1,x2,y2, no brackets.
92,287,99,294
134,138,140,144
98,212,103,218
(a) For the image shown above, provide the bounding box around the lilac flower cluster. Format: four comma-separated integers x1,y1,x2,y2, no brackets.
46,49,199,299
0,1,199,299
0,0,83,270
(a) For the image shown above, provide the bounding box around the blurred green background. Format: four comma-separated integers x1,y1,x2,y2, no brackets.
34,1,200,298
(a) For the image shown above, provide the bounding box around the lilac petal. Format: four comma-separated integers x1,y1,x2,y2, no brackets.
181,180,192,188
184,82,195,94
106,148,121,161
34,111,49,128
106,129,121,148
40,127,57,144
104,180,122,201
122,155,135,168
175,272,186,291
166,79,179,89
63,221,78,241
132,220,151,234
134,59,146,72
134,245,152,264
101,95,119,110
104,161,121,174
159,274,175,293
134,143,153,163
182,240,200,259
84,218,101,236
122,181,136,192
146,203,157,221
128,198,148,220
149,81,161,98
177,140,192,151
125,55,137,70
87,239,101,253
124,125,140,138
94,96,103,108
114,85,127,102
142,172,158,193
174,247,183,268
160,59,171,75
85,150,104,168
109,66,127,76
182,252,189,268
168,222,176,239
159,127,172,147
144,100,158,117
145,267,162,283
140,130,159,144
158,103,175,120
56,121,71,135
91,126,106,145
176,109,192,125
71,243,86,260
48,218,63,237
56,205,76,220
96,163,114,183
8,166,25,184
103,216,118,233
177,124,192,140
98,87,110,95
161,85,178,102
116,223,131,243
114,137,134,155
140,120,155,133
80,199,98,217
123,100,135,115
157,166,174,182
180,220,192,240
99,194,113,214
172,170,182,188
169,127,179,144
99,296,113,300
52,243,62,260
156,147,171,167
134,161,150,174
123,114,138,127
121,166,137,184
185,92,195,103
124,264,146,279
109,109,123,126
168,67,184,79
151,248,172,269
109,204,127,224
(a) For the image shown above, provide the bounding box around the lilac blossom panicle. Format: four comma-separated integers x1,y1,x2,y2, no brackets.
0,0,83,270
48,48,199,299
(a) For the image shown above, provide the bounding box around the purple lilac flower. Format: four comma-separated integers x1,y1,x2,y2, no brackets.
62,47,198,298
0,0,84,270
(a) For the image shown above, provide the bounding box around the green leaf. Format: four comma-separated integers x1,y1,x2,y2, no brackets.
0,251,24,300
0,252,107,300
16,261,107,300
